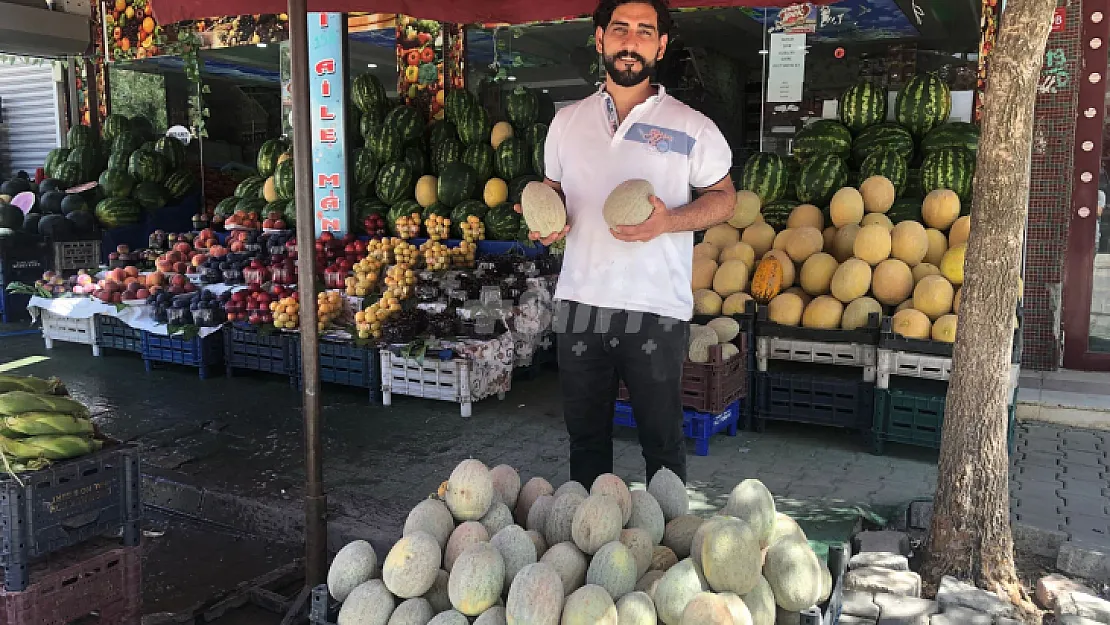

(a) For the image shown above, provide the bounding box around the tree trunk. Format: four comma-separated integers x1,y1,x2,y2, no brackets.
924,0,1056,611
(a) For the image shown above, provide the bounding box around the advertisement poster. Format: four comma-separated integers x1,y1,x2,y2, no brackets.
309,12,349,236
767,33,806,103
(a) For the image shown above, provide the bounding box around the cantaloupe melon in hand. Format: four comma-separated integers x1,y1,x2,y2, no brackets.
860,175,895,213
799,253,838,296
830,258,873,303
742,222,777,258
787,204,824,230
802,296,844,329
767,293,804,326
871,259,914,306
785,227,824,263
692,257,717,291
932,314,958,342
948,215,971,247
693,242,720,261
890,221,929,267
704,223,741,250
830,225,861,263
842,296,882,330
891,308,932,340
853,224,892,266
521,182,568,238
604,179,655,227
723,292,753,315
730,191,762,229
713,260,750,297
913,274,955,320
940,244,966,285
922,189,960,230
923,229,948,266
830,188,865,227
720,241,756,267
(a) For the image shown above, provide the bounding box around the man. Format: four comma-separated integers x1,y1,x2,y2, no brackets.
518,0,736,487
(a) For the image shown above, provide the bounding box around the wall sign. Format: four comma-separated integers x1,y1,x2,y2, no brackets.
767,33,806,103
309,12,349,235
1052,6,1066,32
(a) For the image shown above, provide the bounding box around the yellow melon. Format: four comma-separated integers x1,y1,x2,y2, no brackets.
822,227,837,252
953,286,962,314
729,191,762,229
693,289,723,315
948,215,971,248
262,177,279,203
932,314,958,343
712,260,750,297
889,221,929,267
762,250,796,288
912,262,941,284
871,259,914,306
785,227,824,263
922,189,961,230
860,176,896,213
772,229,793,252
416,175,438,207
853,225,892,266
895,299,915,313
913,274,955,320
860,213,894,231
831,225,860,263
491,121,515,148
767,293,805,326
692,257,718,291
787,204,824,230
799,253,838,296
922,229,948,267
802,296,844,329
830,258,873,303
484,178,509,207
694,242,720,262
830,188,865,227
720,242,756,268
722,292,753,315
892,308,932,339
704,224,741,250
842,296,882,330
783,286,812,307
742,222,776,258
940,244,966,285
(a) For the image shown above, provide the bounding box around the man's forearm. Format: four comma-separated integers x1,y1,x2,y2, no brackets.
664,188,736,234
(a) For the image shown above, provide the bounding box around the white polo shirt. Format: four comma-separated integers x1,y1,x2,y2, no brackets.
544,85,733,321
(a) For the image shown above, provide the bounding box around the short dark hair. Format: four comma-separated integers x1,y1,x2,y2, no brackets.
593,0,674,37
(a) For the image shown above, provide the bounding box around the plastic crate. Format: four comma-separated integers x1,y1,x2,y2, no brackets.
141,330,224,379
289,337,381,401
0,291,31,323
224,323,295,378
619,340,749,414
878,310,1023,363
381,350,505,418
872,380,1018,455
799,543,847,625
757,335,877,381
0,234,50,289
614,398,743,456
51,240,102,275
0,541,141,624
877,349,1022,390
753,367,875,431
309,584,337,625
0,444,141,592
94,315,142,353
756,305,881,344
39,310,100,356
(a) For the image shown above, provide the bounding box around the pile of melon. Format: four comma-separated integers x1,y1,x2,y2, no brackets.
327,459,831,624
693,179,995,343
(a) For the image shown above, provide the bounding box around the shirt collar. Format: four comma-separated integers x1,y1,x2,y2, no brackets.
598,84,666,134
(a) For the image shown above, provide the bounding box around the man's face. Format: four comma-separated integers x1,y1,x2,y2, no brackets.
596,2,669,87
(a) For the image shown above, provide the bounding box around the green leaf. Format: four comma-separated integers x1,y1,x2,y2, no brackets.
113,303,128,312
180,324,200,341
166,323,184,336
257,323,276,337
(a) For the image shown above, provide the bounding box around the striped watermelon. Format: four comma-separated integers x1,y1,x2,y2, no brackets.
457,106,492,146
359,105,387,136
215,197,239,217
740,152,788,203
761,200,799,230
921,147,976,201
427,120,458,147
354,148,380,189
111,131,144,155
839,82,888,134
796,154,849,206
386,106,425,144
904,168,924,199
351,74,388,113
53,162,82,189
67,125,96,149
432,139,463,175
98,169,135,199
274,160,295,200
94,198,140,228
163,170,196,199
375,162,416,205
235,176,267,199
793,120,852,160
437,162,479,208
44,148,71,178
895,74,952,138
524,123,548,147
532,141,545,178
509,175,541,204
887,198,923,224
450,199,489,238
256,138,288,177
860,150,908,196
783,156,801,200
461,144,496,181
445,89,480,126
495,138,530,180
128,150,168,184
155,136,187,171
850,122,915,166
921,122,980,155
403,144,428,178
365,124,404,162
102,114,130,141
505,87,539,129
67,147,100,181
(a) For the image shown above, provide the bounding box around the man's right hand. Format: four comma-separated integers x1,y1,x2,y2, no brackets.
514,203,570,246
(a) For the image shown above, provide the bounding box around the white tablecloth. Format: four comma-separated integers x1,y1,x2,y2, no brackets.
27,296,224,338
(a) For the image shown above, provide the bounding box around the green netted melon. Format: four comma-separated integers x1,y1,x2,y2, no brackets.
590,474,632,525
480,502,514,537
722,479,777,548
700,517,761,595
628,490,666,545
554,481,589,499
490,525,537,595
544,492,585,547
647,468,688,521
514,477,555,524
615,591,657,625
443,459,495,522
662,515,704,559
690,516,731,569
445,521,491,572
520,181,566,237
327,540,378,602
562,584,618,625
389,598,434,625
337,579,394,625
526,495,555,533
763,539,824,611
539,541,588,596
586,541,637,600
654,559,709,625
473,607,507,625
505,562,564,625
767,512,808,547
422,569,452,613
720,593,755,625
404,498,456,549
383,531,442,599
680,592,734,625
619,528,654,579
448,543,505,616
427,610,469,625
527,530,548,560
571,495,623,556
490,464,521,509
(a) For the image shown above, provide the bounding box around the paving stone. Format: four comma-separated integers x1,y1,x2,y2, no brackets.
994,619,1023,625
1015,463,1064,484
1064,449,1110,469
842,589,881,619
1036,574,1097,610
1062,432,1104,453
935,576,1015,618
849,552,910,572
1059,477,1109,498
1021,450,1064,469
1056,616,1105,625
1012,478,1063,502
1062,513,1110,541
928,606,992,625
844,567,922,598
1059,498,1110,518
1055,590,1110,622
839,617,878,625
1058,542,1110,583
1018,435,1062,455
1012,509,1067,533
874,592,939,625
1061,463,1108,483
908,500,933,531
853,530,911,556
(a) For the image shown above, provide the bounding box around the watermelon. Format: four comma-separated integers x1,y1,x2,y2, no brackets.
450,199,489,238
432,139,463,175
386,106,425,144
532,141,545,178
792,120,852,160
256,138,289,177
98,169,135,199
111,131,144,155
60,193,88,215
895,73,952,138
462,144,496,182
67,147,100,181
850,123,914,166
495,138,530,180
921,122,979,155
740,152,789,204
355,148,380,188
38,191,64,215
102,114,130,141
365,124,404,163
761,200,799,231
274,160,295,200
904,168,924,199
352,74,388,113
796,154,849,206
403,144,428,178
437,162,479,208
445,89,480,126
94,198,141,228
38,214,72,239
0,204,23,230
887,198,923,224
523,123,548,147
155,136,187,170
426,120,459,147
53,162,82,189
214,197,239,217
458,107,492,147
354,198,388,219
107,151,131,171
132,181,168,211
359,105,387,136
386,200,418,235
44,148,71,179
67,124,96,149
838,82,887,134
484,204,523,241
130,116,155,141
859,150,908,196
235,176,267,199
67,210,98,233
38,179,63,194
422,203,450,220
508,175,541,204
236,197,267,215
163,170,197,199
128,150,168,184
21,213,40,233
375,161,416,205
505,87,539,129
920,147,976,201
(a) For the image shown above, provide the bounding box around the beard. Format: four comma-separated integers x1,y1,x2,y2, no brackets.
603,49,657,87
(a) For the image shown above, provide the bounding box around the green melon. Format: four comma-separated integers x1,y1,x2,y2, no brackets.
479,502,513,537
514,477,555,525
615,591,657,625
404,498,455,549
647,468,688,522
505,562,564,625
740,575,776,625
489,464,522,509
491,525,538,595
627,490,665,545
444,459,494,522
327,540,378,602
662,515,704,560
590,474,632,525
722,479,776,547
654,559,709,625
336,580,394,625
699,517,760,595
383,531,442,599
768,512,808,547
445,522,490,572
571,495,623,556
539,541,588,596
586,542,637,601
422,569,452,614
763,539,824,611
544,492,585,547
563,584,618,625
448,543,505,616
389,598,434,625
619,528,654,580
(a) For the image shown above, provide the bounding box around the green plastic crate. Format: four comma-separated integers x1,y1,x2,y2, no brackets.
872,384,1016,455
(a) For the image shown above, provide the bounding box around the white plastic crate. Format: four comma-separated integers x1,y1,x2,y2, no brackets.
380,351,505,418
877,349,1021,395
756,336,876,382
40,310,100,356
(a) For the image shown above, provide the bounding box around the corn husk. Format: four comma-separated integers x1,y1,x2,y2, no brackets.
0,375,67,396
0,435,102,460
0,453,51,473
0,392,89,418
1,413,94,437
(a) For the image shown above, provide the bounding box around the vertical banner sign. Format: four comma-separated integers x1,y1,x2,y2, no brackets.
974,0,1001,122
309,12,348,235
280,40,293,137
767,33,806,103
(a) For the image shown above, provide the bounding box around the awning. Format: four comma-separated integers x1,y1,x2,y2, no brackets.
0,2,90,57
152,0,818,29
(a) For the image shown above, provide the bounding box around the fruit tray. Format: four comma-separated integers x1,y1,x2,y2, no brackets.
757,336,877,381
617,339,749,414
753,365,875,432
95,315,142,353
51,239,101,275
289,337,381,402
0,444,141,592
141,329,225,379
40,310,100,357
755,306,881,345
877,308,1023,363
614,397,744,456
0,539,141,624
224,322,296,379
872,380,1017,455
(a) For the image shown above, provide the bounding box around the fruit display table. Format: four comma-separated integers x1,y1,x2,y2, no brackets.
99,193,200,263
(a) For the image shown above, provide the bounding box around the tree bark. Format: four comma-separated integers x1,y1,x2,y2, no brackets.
924,0,1056,612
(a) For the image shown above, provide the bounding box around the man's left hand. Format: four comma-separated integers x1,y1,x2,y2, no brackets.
611,195,671,243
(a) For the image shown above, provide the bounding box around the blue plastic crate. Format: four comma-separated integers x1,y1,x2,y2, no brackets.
141,330,224,379
754,369,875,431
224,323,294,378
613,399,743,456
289,337,381,403
0,291,31,323
95,315,143,353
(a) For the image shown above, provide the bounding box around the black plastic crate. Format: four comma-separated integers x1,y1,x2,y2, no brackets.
95,315,142,353
0,444,142,592
754,364,875,431
878,305,1023,363
755,305,880,345
224,323,295,378
289,336,381,403
141,330,225,379
309,584,338,625
0,233,50,289
0,291,32,323
872,379,1017,455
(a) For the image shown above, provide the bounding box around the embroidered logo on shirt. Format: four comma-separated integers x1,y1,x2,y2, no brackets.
624,123,696,156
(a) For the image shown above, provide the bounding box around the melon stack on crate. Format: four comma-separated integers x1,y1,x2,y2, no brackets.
0,374,142,624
